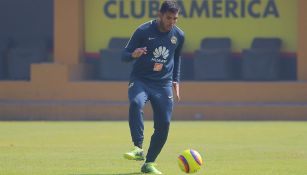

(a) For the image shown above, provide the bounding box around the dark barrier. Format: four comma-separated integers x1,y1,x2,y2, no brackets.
8,47,47,80
194,37,234,80
99,37,132,80
241,38,282,80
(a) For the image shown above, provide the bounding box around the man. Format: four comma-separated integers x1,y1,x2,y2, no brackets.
121,1,184,174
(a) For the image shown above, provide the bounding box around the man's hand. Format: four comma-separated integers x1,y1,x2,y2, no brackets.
173,82,180,102
132,47,147,59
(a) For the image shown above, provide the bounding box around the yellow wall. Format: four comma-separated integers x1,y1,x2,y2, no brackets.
54,0,84,64
85,0,297,53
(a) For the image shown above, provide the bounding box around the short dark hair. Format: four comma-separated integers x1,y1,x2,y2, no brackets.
160,0,180,14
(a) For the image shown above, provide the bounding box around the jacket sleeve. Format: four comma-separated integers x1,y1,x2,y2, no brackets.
173,35,185,82
121,28,142,62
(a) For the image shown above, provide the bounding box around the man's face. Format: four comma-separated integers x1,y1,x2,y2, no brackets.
158,11,179,32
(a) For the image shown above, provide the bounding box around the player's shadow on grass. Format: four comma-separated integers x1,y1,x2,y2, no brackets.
73,173,142,175
105,174,142,175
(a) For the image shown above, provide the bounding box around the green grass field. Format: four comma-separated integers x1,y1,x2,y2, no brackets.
0,121,307,175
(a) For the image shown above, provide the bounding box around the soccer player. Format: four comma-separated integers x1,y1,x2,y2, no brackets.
121,0,184,174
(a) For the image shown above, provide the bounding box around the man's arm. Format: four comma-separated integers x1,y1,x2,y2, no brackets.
173,35,184,82
122,29,145,62
173,35,185,102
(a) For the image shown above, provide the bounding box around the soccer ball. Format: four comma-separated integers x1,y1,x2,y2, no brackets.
178,149,203,173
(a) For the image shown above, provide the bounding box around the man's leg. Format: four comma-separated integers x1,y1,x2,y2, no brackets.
140,85,173,173
146,85,173,163
124,80,148,161
128,80,148,148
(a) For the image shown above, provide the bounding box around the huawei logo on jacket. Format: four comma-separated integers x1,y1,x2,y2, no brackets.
151,46,169,63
